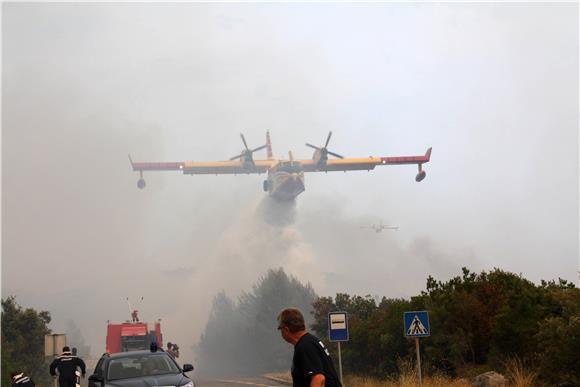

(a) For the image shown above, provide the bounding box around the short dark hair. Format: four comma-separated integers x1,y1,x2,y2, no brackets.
63,346,70,352
277,308,306,333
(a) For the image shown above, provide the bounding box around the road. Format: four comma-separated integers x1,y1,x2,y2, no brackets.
196,377,286,387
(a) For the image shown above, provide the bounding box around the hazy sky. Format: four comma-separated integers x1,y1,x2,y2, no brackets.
2,2,578,361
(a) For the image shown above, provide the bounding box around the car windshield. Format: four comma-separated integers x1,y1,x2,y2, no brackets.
107,353,180,380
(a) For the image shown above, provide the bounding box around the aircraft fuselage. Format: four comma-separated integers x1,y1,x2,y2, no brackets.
263,161,305,201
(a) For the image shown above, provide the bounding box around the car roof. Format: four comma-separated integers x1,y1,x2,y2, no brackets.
105,350,167,359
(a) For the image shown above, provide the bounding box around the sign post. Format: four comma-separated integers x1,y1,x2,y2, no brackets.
45,334,67,387
404,311,430,387
415,337,421,386
328,311,348,385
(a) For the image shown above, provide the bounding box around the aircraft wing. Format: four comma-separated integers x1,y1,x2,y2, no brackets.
299,148,432,172
181,160,275,175
129,156,277,175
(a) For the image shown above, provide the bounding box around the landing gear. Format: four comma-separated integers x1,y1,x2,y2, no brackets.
263,180,270,192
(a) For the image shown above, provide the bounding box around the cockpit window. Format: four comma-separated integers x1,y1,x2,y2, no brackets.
277,161,301,173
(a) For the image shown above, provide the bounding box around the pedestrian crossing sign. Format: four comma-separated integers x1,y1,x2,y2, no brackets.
404,311,430,337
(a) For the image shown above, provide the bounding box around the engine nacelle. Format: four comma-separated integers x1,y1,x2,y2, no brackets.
137,178,146,189
415,170,426,182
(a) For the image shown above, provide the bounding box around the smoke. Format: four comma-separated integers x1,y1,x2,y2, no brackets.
168,191,478,364
256,196,297,227
163,195,325,362
65,320,91,357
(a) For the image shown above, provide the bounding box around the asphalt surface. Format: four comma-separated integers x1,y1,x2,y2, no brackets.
196,377,285,387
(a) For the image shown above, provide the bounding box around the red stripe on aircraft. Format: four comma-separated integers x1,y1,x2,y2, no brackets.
380,155,429,164
132,162,184,170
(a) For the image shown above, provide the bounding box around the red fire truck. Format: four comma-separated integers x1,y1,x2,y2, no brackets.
105,309,163,353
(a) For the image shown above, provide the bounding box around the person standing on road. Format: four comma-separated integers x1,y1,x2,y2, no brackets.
277,307,342,387
49,346,86,387
171,343,180,358
10,371,35,387
166,342,180,358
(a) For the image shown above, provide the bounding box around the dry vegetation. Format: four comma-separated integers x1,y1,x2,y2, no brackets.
344,375,471,387
266,358,541,387
504,357,539,387
343,358,542,387
344,359,471,387
265,371,472,387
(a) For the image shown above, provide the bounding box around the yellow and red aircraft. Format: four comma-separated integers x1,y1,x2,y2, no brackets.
129,131,432,201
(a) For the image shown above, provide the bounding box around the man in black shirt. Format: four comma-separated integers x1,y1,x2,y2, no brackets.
277,308,342,387
49,346,86,387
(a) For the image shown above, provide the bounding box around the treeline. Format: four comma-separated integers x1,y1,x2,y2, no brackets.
196,268,317,376
1,297,92,386
1,297,52,386
311,268,579,386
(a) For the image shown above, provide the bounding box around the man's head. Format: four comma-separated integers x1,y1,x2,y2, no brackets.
62,346,70,353
277,308,306,344
277,307,306,332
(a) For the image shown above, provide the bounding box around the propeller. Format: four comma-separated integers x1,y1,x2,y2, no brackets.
306,131,344,159
230,133,268,161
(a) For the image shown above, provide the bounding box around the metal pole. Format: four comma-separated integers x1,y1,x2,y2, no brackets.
415,337,422,387
337,341,343,385
53,336,58,387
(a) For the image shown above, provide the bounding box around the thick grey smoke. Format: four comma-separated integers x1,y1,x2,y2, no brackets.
65,320,92,357
257,197,297,227
2,3,577,370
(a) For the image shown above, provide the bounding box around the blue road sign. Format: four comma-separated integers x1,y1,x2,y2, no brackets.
404,311,430,337
328,312,349,342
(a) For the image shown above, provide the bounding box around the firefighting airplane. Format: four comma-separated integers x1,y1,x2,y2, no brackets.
129,131,432,201
360,222,399,233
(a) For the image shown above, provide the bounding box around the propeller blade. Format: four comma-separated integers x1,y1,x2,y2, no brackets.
251,144,268,153
229,154,243,161
327,151,344,159
240,133,249,150
325,131,333,148
306,143,321,150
